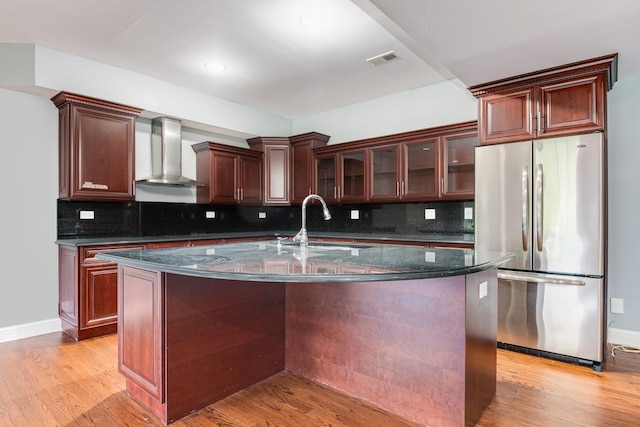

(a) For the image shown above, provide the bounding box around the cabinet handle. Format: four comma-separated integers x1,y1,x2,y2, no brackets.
402,181,406,196
338,185,342,199
240,188,244,201
396,182,400,196
81,181,109,190
440,178,444,194
334,186,337,199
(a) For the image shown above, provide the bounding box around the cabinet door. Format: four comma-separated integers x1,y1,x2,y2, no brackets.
315,155,338,203
69,105,137,200
81,262,118,328
441,132,477,199
370,145,401,202
291,142,314,204
538,74,605,137
210,151,238,204
479,88,535,145
239,155,262,204
339,149,367,203
402,138,439,201
263,144,290,205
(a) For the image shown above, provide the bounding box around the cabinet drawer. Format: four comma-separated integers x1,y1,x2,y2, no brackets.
81,245,146,263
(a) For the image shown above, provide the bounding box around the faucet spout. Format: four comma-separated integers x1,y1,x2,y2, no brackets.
293,194,331,246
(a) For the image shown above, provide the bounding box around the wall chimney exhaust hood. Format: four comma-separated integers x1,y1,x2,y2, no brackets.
136,117,204,187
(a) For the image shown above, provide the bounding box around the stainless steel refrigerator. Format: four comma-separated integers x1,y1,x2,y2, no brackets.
475,132,605,369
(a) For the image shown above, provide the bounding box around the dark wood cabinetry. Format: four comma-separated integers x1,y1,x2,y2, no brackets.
315,148,368,204
58,243,145,340
193,142,263,205
52,92,142,201
247,136,291,205
289,132,330,204
317,121,477,203
469,54,618,145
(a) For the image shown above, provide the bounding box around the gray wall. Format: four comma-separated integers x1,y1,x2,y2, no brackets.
0,88,58,328
606,73,640,332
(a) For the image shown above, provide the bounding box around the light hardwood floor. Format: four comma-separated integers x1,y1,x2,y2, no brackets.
0,332,639,426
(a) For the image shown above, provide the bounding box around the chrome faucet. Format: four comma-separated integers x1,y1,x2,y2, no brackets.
293,194,331,246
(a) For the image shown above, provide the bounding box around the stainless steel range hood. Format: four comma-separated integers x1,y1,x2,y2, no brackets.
136,117,203,187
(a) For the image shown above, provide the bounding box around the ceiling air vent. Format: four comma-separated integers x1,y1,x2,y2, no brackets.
366,50,400,67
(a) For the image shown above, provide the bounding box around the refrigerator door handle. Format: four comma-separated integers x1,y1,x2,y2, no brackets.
497,272,586,286
536,163,544,252
521,165,529,251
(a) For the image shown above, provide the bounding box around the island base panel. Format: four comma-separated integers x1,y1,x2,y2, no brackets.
164,274,285,423
285,270,497,426
118,267,285,424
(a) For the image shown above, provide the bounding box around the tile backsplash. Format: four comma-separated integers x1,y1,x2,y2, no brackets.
57,200,474,239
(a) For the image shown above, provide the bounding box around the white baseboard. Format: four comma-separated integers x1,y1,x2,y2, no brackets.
608,327,640,348
0,318,62,344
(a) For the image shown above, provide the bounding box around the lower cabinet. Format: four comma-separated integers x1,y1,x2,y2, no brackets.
58,244,145,341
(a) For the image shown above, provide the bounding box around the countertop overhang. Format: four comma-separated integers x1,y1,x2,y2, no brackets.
56,230,475,247
96,240,512,283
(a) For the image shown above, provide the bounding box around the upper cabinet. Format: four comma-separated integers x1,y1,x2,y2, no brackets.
314,121,477,204
247,136,291,206
289,132,330,204
469,53,618,145
314,147,368,204
192,142,262,205
52,92,142,201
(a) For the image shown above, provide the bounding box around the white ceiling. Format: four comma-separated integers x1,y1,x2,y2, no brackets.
1,0,639,119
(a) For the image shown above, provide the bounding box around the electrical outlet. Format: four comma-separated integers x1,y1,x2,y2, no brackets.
425,209,436,220
479,281,488,299
425,251,436,262
611,298,624,314
258,212,267,219
206,211,216,219
79,210,94,220
350,210,360,220
464,207,473,220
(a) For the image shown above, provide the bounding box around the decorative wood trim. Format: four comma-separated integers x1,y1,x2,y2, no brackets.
468,53,618,97
51,91,143,116
246,136,290,151
288,132,331,146
314,120,477,155
191,141,262,160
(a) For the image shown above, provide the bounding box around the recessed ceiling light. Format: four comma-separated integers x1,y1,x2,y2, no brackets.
298,14,315,27
204,62,228,73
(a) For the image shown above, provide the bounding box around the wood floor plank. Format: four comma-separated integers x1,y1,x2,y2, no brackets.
1,332,640,426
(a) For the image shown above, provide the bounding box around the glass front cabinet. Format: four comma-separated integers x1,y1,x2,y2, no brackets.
315,149,367,204
315,121,477,204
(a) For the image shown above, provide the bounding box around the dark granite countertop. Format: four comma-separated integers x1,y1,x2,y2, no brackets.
96,239,510,283
56,230,475,247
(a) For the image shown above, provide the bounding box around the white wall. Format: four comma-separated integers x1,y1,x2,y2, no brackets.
292,80,478,144
606,73,640,335
0,88,58,329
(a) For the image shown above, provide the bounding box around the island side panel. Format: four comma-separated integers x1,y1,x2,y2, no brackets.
118,266,165,420
465,268,498,427
285,277,467,426
164,275,285,424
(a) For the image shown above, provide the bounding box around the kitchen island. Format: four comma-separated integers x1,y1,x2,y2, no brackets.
97,240,512,426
